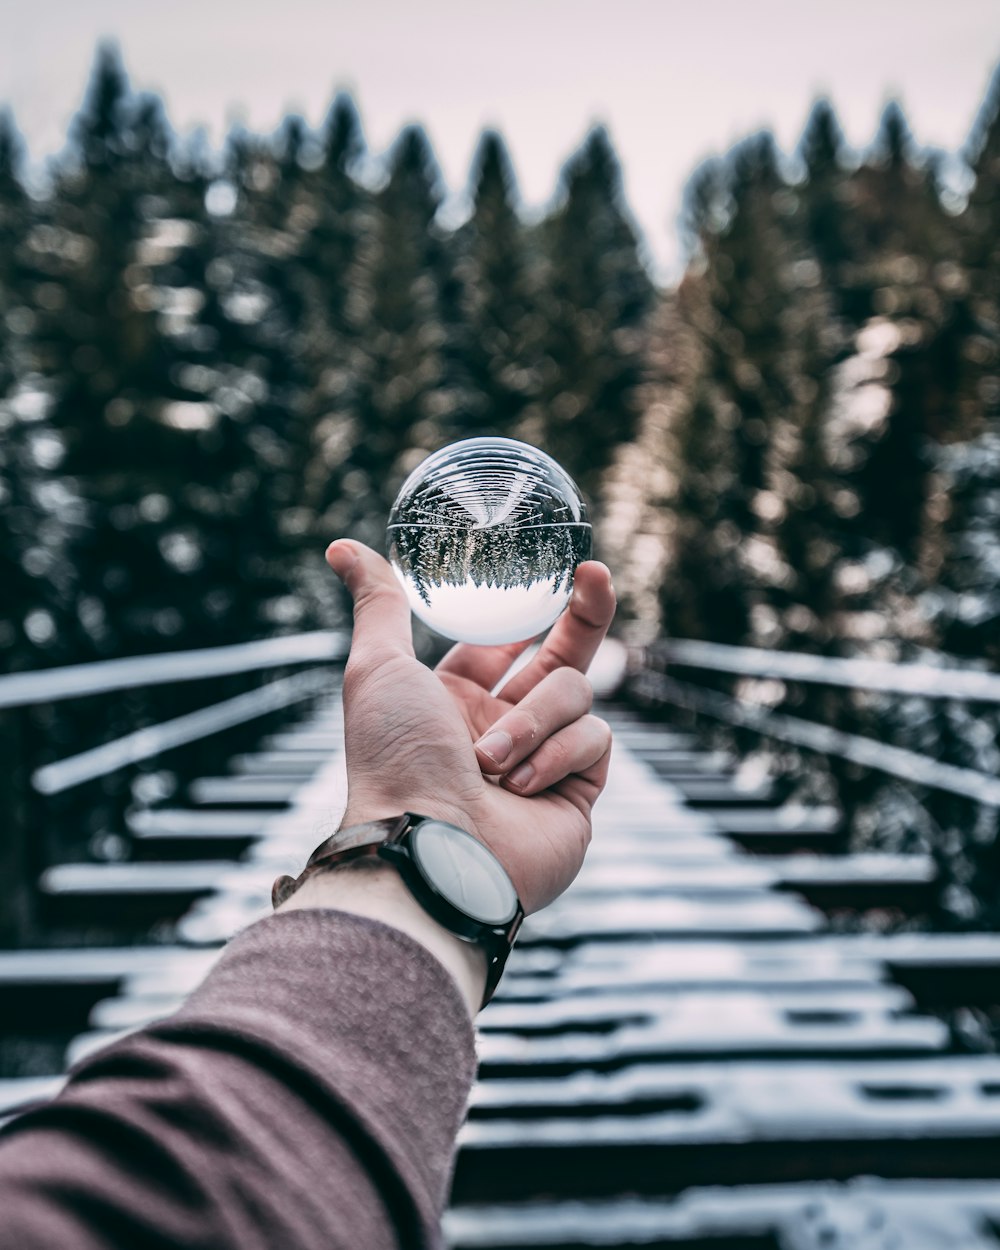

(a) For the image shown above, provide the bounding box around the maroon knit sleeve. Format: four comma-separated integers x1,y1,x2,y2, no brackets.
0,910,479,1250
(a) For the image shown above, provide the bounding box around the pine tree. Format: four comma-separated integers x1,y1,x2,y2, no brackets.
299,94,370,560
663,132,795,644
32,46,306,653
300,95,366,345
877,101,910,171
834,102,966,574
965,69,1000,287
961,65,1000,436
534,127,652,504
30,46,190,657
453,131,541,439
935,67,1000,663
711,133,789,530
659,370,753,644
0,110,76,671
318,125,464,549
798,99,857,314
221,117,330,629
137,126,326,641
0,111,87,938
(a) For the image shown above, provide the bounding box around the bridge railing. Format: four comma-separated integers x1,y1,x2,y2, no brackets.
0,631,348,946
630,638,1000,924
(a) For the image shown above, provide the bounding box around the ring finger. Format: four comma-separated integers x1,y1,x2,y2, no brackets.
474,666,593,777
501,714,612,796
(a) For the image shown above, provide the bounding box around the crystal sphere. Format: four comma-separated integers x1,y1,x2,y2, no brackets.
387,437,591,645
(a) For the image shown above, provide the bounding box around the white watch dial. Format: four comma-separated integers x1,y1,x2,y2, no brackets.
411,821,518,925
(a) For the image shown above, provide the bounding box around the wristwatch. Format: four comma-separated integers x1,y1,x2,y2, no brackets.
271,813,524,1008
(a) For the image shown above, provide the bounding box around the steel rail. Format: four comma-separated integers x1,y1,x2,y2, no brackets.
0,631,348,710
632,670,1000,808
657,639,1000,704
32,668,333,795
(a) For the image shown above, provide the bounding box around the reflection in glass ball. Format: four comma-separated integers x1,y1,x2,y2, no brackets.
387,437,591,645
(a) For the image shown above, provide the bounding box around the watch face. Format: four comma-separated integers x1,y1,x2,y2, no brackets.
411,821,519,925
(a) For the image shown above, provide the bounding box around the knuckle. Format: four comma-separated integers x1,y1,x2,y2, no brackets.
540,647,572,675
535,651,562,681
353,581,394,616
544,665,593,713
342,656,367,700
504,708,543,747
556,664,593,696
343,648,376,690
536,733,572,776
549,735,574,771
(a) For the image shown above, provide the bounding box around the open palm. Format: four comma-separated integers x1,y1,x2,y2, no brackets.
328,542,616,914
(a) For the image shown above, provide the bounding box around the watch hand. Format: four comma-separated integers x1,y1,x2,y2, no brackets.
438,836,474,910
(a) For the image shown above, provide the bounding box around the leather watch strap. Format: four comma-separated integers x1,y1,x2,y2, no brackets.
271,814,522,1009
270,816,407,909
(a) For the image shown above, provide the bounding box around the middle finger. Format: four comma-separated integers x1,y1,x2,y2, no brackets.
497,562,616,704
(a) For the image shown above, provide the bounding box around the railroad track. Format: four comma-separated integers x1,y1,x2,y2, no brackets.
2,678,1000,1247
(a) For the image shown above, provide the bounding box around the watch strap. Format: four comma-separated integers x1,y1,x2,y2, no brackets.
378,836,523,1009
270,816,406,909
271,813,523,1009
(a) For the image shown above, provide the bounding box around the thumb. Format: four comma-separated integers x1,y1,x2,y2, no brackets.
326,540,414,660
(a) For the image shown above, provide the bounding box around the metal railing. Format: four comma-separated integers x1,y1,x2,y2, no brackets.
0,630,349,945
636,640,1000,803
631,636,1000,927
655,639,1000,705
632,669,1000,808
32,668,333,796
0,631,348,710
0,631,347,797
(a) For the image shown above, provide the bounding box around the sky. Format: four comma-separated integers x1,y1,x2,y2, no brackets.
2,0,998,278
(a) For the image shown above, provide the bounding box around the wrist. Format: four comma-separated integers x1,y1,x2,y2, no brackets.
277,861,488,1018
341,795,483,845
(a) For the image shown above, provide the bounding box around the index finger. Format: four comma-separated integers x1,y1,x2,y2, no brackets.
496,561,615,704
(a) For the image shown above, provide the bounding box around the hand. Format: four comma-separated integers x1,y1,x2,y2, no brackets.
325,540,616,915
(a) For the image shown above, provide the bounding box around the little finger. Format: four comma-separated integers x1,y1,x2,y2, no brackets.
500,714,612,796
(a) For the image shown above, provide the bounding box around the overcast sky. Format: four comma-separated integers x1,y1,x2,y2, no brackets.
2,0,998,276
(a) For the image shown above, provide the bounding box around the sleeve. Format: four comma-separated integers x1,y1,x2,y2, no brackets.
0,910,479,1250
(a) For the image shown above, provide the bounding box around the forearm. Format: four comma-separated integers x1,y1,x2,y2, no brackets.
0,911,478,1250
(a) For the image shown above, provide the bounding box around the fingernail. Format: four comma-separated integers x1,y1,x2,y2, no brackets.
326,542,357,578
476,730,512,765
506,762,534,789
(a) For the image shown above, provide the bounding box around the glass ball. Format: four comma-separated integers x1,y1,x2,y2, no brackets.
387,437,591,645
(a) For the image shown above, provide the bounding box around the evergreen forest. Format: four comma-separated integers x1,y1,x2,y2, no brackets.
3,48,1000,932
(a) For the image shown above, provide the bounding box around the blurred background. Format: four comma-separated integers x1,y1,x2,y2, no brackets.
2,3,999,896
3,2,1000,1235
